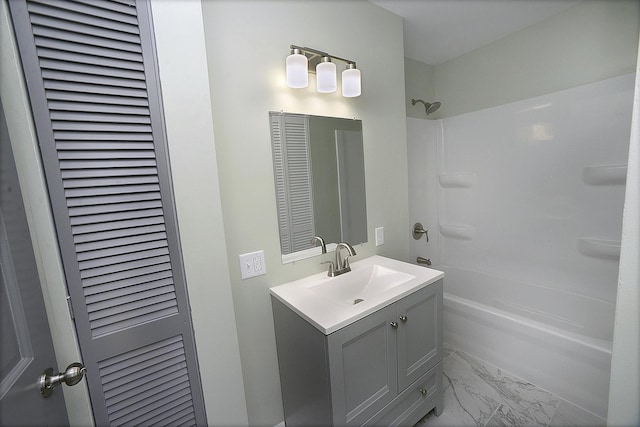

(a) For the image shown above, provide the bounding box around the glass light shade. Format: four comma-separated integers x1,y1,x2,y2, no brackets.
342,65,361,98
286,50,308,88
316,58,337,93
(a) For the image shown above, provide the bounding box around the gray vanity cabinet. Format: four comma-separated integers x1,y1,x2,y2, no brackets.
327,304,398,426
272,279,443,427
396,282,442,391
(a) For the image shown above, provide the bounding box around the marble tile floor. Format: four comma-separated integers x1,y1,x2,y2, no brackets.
416,345,606,427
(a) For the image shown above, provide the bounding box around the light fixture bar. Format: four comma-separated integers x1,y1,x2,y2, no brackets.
290,44,357,72
287,44,361,97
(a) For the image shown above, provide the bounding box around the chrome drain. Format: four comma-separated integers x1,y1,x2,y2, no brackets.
354,298,364,305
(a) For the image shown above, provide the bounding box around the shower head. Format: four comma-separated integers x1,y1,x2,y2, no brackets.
425,101,441,115
411,99,441,115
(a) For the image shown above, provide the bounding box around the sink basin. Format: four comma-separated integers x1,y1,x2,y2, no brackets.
307,264,415,307
270,255,444,334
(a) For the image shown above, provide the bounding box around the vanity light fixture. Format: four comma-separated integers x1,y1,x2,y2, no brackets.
286,48,308,88
316,57,337,93
286,44,361,97
342,63,361,98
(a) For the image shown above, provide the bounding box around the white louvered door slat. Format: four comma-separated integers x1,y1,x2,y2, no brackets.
284,116,315,252
9,0,206,425
271,114,291,253
270,113,315,254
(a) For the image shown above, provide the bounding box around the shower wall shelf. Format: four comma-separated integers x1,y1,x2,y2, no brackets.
582,165,627,186
439,224,476,240
438,174,476,188
577,238,621,260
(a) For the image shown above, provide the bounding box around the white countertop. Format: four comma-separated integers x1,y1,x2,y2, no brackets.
270,255,444,334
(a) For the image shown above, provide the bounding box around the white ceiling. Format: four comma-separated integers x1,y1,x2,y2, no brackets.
370,0,581,65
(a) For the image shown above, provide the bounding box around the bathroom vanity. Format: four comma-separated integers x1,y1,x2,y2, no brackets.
271,256,444,426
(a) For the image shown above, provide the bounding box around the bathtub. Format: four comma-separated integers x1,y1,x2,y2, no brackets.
438,265,614,419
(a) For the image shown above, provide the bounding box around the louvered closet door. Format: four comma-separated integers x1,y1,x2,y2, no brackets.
284,115,315,252
270,114,292,253
270,113,315,254
9,1,207,425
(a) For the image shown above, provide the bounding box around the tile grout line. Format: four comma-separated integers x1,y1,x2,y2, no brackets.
545,395,563,427
482,403,503,427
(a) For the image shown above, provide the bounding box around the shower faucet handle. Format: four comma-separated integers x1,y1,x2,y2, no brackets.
321,260,335,277
412,223,429,241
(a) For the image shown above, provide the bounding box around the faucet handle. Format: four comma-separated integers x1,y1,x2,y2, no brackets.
412,223,429,242
343,255,352,270
321,260,335,277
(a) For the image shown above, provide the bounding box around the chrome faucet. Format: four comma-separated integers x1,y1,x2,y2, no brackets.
331,242,356,276
311,236,327,254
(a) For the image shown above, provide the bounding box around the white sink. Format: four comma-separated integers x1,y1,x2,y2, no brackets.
270,255,444,334
307,264,415,307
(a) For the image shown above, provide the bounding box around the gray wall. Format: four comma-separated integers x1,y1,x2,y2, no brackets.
149,2,249,425
201,1,409,425
405,57,435,120
405,0,640,119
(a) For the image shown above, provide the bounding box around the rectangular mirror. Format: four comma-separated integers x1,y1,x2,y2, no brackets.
269,112,368,262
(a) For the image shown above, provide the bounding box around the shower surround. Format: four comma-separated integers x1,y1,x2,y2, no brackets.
407,74,633,419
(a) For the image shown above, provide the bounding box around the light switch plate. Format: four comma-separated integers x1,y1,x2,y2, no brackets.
375,227,384,246
239,250,266,279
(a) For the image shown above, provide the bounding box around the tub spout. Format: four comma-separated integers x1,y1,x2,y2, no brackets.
417,256,432,266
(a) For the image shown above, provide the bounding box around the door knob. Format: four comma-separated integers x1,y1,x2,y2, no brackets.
390,321,398,329
39,362,86,398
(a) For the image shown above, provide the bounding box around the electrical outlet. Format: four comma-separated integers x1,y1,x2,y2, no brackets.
253,253,263,273
375,227,384,246
239,250,266,279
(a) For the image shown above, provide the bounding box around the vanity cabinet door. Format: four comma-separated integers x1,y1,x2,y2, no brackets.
396,280,443,391
327,304,398,426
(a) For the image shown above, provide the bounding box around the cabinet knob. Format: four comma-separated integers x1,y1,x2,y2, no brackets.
419,388,428,396
399,315,407,322
390,321,398,329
